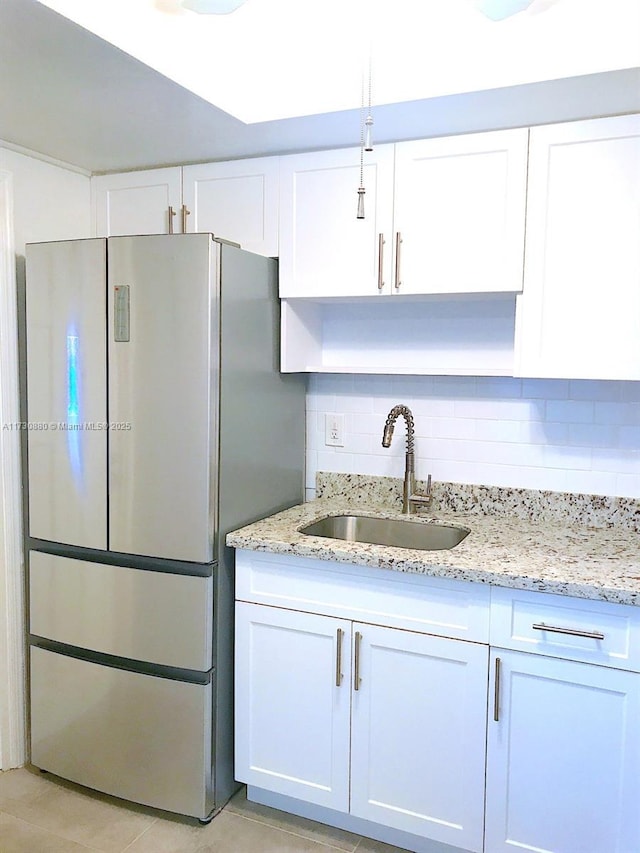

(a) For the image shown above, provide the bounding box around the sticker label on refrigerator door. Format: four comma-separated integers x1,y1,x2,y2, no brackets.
114,285,130,342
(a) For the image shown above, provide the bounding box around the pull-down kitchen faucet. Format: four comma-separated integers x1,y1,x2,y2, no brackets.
382,404,432,515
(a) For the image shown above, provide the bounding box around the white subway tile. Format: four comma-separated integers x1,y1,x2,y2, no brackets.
411,397,456,418
614,472,640,499
474,420,525,443
567,470,618,496
618,426,640,450
526,421,570,445
316,450,355,474
568,423,618,449
349,412,386,436
430,417,477,440
453,399,535,421
545,400,594,423
306,373,640,499
522,378,570,400
475,377,523,399
594,401,640,425
591,449,640,474
542,445,592,471
617,382,640,403
431,377,477,397
568,380,622,402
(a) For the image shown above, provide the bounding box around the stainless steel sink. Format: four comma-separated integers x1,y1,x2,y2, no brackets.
299,515,469,551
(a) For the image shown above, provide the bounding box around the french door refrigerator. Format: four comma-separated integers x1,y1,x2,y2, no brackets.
23,233,305,821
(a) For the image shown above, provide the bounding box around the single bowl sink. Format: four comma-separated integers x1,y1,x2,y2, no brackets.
299,515,469,551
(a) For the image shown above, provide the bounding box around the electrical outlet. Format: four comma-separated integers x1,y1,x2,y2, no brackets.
325,413,345,447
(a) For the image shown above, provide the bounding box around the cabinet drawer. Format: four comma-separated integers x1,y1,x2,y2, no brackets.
235,550,490,643
490,586,640,671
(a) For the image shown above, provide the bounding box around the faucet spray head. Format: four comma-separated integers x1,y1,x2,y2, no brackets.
382,422,395,447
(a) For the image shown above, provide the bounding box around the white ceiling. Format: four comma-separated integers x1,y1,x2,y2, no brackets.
34,0,640,122
1,0,639,174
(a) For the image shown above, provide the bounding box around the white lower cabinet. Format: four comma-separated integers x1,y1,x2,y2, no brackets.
234,602,351,811
350,623,488,850
235,554,489,852
485,649,640,853
234,551,640,853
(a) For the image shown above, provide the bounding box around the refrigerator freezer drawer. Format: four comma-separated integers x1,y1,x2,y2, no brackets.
29,551,213,671
30,646,214,819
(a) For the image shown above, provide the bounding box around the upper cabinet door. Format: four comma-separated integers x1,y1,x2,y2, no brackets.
278,146,395,297
25,239,108,549
182,157,279,257
515,114,640,380
92,168,182,237
393,129,529,295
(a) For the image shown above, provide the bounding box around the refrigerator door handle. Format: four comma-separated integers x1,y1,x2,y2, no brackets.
113,285,130,342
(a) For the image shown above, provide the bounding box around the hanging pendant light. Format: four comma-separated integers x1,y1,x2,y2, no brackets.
356,56,373,219
364,55,373,152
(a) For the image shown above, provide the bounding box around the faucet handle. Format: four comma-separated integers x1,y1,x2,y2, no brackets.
409,474,433,513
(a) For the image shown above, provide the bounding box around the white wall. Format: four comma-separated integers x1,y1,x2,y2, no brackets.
0,146,91,769
307,374,640,501
0,145,91,251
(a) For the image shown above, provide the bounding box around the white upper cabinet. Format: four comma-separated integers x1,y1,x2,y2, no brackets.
92,168,182,237
278,129,528,299
92,158,279,255
393,129,528,295
515,114,640,380
182,157,279,256
278,145,395,297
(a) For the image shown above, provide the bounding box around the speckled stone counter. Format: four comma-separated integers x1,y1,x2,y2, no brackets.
226,474,640,607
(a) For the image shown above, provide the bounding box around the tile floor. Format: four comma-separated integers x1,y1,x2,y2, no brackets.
0,767,409,852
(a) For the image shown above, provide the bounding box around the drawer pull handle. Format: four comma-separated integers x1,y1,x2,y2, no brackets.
394,232,402,289
532,623,605,641
354,631,362,691
181,203,190,233
377,233,385,290
493,657,501,722
335,628,344,687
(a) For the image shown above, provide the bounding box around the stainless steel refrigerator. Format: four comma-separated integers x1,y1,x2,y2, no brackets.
23,233,305,821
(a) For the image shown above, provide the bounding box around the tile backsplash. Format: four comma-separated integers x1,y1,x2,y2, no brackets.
305,374,640,501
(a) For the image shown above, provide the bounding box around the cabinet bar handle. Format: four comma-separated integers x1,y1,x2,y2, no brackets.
377,233,385,290
394,232,402,289
493,657,501,722
335,628,344,687
181,204,191,233
354,631,362,691
168,205,176,234
532,623,605,641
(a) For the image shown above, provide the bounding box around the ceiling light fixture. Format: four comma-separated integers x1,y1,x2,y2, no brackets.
474,0,536,21
180,0,247,13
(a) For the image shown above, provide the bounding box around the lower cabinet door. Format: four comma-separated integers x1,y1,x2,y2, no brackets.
30,646,213,819
235,602,351,811
485,650,640,853
350,623,489,852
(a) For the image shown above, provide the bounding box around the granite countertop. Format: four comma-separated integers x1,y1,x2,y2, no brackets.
226,474,640,607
